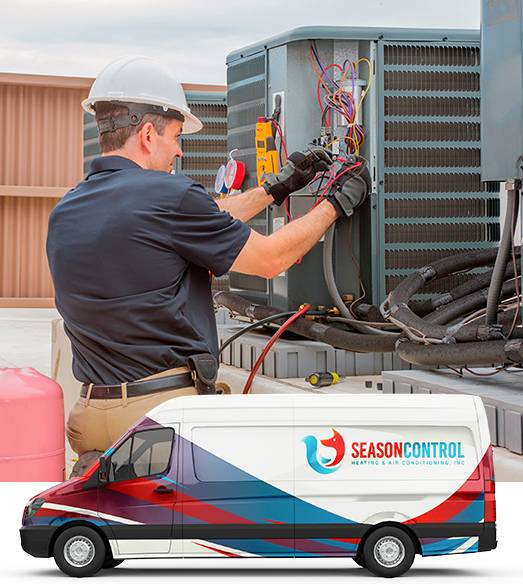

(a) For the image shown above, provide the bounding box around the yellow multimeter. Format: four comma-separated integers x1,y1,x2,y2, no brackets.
255,117,279,186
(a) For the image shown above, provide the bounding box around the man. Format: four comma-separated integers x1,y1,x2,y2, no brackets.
46,56,370,475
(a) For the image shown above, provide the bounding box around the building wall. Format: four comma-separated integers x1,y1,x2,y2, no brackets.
0,73,90,307
1,73,227,307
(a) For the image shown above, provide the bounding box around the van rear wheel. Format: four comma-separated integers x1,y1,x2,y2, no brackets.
53,526,106,577
362,526,415,578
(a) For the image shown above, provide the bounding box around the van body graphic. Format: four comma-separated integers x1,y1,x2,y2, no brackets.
20,394,497,578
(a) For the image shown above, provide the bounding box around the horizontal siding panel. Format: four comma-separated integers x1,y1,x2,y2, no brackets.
0,84,87,187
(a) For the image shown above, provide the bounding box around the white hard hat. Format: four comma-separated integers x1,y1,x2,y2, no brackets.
82,55,203,134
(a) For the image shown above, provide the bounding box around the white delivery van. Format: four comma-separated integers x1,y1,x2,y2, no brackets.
20,394,496,578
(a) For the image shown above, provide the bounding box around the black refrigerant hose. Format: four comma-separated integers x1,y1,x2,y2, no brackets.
425,277,521,326
322,224,397,337
485,188,520,325
410,259,518,317
383,247,521,343
213,291,398,353
396,338,523,368
218,311,296,355
214,240,522,366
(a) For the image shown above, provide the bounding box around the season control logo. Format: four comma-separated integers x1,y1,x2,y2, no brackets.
302,429,346,474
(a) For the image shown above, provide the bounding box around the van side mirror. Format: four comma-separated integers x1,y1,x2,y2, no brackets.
98,456,109,484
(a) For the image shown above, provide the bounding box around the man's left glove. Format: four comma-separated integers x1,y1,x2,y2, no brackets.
327,158,372,218
262,146,333,205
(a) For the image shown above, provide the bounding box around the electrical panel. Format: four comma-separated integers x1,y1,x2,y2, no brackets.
481,0,523,182
226,27,500,309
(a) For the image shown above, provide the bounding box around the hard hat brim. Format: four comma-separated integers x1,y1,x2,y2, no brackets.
81,96,203,134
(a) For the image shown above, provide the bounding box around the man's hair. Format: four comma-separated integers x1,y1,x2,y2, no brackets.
94,102,171,152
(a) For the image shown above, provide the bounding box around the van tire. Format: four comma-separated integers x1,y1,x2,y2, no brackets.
362,526,415,578
53,526,106,577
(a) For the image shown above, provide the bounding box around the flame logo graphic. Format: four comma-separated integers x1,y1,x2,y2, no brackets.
302,429,346,474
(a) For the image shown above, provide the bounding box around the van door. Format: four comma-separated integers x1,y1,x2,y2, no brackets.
294,414,359,557
180,411,295,557
97,423,180,556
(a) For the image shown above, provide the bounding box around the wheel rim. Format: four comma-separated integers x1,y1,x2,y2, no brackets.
373,536,405,569
64,535,95,567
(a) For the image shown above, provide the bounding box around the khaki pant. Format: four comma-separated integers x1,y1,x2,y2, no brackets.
66,367,198,455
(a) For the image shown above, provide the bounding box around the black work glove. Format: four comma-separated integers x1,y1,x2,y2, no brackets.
262,146,333,205
327,158,372,218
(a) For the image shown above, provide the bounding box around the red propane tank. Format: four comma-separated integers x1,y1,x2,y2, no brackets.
0,368,64,481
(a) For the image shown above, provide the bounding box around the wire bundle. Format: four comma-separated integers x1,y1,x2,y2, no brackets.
309,41,372,155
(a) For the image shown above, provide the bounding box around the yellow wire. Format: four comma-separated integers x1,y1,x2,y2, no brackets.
353,58,373,126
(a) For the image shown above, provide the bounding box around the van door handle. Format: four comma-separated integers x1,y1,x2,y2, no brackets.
154,485,174,494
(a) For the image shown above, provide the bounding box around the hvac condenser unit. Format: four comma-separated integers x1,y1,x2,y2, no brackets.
227,27,500,310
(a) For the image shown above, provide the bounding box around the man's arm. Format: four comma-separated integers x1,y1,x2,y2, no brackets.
216,146,333,222
231,200,337,279
216,187,274,222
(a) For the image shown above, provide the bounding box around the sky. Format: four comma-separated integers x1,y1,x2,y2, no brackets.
1,0,481,84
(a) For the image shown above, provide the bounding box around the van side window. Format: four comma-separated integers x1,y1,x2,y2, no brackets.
109,436,133,482
108,427,175,483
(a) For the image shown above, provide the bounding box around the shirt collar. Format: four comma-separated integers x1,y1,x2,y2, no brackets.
87,156,143,178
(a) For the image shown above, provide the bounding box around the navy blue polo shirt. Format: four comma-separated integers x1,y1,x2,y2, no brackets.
46,156,251,384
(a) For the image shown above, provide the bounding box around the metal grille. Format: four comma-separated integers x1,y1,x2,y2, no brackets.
385,198,500,218
227,52,268,299
380,42,499,297
227,53,266,190
179,94,227,195
385,147,480,167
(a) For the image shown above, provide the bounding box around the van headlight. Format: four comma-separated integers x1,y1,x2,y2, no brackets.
26,497,46,518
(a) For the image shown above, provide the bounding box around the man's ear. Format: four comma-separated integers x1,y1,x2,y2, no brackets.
138,121,155,154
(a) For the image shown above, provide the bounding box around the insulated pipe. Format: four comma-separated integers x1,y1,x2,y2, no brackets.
486,188,520,325
322,225,394,336
383,248,510,342
396,338,523,367
425,278,520,326
411,257,519,317
213,291,398,353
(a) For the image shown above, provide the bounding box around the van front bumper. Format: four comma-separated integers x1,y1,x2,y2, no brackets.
20,526,56,558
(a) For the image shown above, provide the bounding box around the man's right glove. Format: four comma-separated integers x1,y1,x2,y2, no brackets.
326,158,372,218
262,146,333,205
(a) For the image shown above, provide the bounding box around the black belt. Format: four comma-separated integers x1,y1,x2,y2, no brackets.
80,372,195,400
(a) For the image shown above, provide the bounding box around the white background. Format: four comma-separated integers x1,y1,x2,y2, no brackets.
3,482,522,582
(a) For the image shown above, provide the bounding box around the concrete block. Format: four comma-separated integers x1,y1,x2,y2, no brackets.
505,411,523,455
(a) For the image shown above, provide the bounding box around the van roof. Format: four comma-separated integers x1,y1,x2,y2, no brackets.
146,393,481,424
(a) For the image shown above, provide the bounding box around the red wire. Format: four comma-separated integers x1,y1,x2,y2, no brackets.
272,119,292,221
242,304,311,394
272,120,288,160
310,162,362,210
283,198,293,221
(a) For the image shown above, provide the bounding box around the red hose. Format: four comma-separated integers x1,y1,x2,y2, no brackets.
242,304,311,394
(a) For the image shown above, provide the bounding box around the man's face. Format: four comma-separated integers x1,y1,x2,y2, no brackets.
149,119,184,173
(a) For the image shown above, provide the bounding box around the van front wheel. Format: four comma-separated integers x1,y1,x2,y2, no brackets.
53,526,106,577
362,526,415,578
